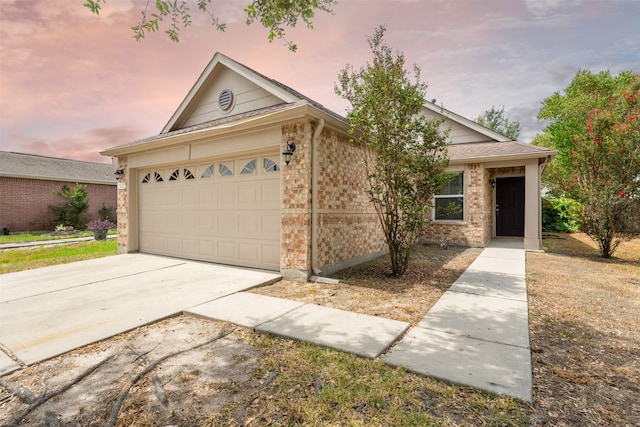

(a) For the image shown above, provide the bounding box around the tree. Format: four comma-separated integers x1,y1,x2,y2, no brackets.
84,0,335,51
475,105,521,140
536,70,640,258
49,183,90,230
335,25,450,276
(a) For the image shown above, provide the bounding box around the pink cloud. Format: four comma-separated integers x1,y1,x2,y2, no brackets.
1,0,638,161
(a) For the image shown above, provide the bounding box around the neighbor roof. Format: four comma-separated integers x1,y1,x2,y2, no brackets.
0,151,117,185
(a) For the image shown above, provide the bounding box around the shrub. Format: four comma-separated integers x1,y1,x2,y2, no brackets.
542,197,583,233
86,219,116,233
49,183,89,229
98,203,116,222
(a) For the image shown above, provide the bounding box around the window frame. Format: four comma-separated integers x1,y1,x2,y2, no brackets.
433,172,465,222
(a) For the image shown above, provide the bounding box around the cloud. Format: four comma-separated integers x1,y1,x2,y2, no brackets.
525,0,583,16
1,0,639,161
10,125,145,163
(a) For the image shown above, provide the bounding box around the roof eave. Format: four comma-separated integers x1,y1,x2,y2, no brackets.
0,173,116,185
101,103,348,158
423,102,511,142
448,150,556,165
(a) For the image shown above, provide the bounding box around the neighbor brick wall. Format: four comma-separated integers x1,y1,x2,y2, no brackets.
0,177,116,232
422,163,491,247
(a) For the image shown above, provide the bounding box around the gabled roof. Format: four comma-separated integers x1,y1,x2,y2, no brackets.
102,100,348,157
162,52,345,134
0,151,116,185
103,52,554,163
422,101,512,143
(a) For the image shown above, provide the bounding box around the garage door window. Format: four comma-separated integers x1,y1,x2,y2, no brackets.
219,164,233,176
201,165,215,179
263,158,280,172
184,168,195,180
141,172,164,183
169,169,180,181
241,159,257,175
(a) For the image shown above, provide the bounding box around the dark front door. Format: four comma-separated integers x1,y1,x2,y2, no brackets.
496,177,525,237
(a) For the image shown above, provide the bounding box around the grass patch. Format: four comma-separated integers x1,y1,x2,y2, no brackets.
208,336,529,426
0,230,116,244
0,239,117,273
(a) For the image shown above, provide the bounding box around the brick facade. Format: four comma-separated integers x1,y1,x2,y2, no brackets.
116,156,129,251
422,163,492,247
0,177,116,232
315,129,386,270
278,120,387,278
280,121,313,275
422,164,528,247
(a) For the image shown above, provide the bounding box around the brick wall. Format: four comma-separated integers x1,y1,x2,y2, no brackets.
116,156,129,251
0,177,116,232
280,121,386,278
315,129,386,269
280,121,313,275
422,163,492,247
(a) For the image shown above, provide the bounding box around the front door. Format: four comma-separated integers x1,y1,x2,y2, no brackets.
496,177,525,237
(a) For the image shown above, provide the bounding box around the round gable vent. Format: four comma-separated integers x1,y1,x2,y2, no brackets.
218,89,234,112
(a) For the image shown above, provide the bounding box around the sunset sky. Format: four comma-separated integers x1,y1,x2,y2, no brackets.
1,0,639,164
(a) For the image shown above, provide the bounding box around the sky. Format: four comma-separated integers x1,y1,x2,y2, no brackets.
1,0,639,164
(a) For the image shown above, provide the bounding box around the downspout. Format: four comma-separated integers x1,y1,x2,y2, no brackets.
311,118,325,275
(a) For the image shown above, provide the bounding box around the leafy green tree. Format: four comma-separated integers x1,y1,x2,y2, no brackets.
537,70,640,257
335,25,450,276
84,0,335,51
475,105,521,140
49,183,90,230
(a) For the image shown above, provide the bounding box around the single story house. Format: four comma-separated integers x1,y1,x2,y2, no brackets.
102,53,554,280
0,151,117,231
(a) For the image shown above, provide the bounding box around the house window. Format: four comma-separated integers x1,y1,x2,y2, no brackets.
434,172,464,221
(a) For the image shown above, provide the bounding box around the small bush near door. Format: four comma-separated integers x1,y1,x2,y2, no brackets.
542,197,583,233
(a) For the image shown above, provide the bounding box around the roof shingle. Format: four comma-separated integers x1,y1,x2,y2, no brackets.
0,151,116,184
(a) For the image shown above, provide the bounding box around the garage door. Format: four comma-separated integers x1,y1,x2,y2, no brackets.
138,154,281,270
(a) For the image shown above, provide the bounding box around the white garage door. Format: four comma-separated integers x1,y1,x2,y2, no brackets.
138,154,281,270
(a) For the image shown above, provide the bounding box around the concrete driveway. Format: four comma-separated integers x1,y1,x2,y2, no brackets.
0,254,281,375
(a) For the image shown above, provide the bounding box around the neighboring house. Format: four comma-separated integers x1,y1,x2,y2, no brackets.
0,151,117,231
102,52,554,280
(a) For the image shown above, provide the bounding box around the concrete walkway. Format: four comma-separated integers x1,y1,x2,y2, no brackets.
1,241,531,402
188,240,531,401
383,240,531,402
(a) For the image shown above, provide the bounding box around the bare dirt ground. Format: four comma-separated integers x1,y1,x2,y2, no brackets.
527,233,640,426
0,316,274,426
251,244,483,325
1,236,638,426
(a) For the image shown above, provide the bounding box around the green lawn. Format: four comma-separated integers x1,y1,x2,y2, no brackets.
0,239,117,273
0,231,94,244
